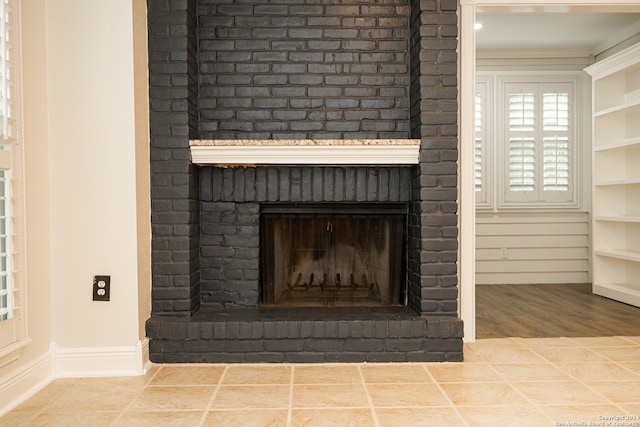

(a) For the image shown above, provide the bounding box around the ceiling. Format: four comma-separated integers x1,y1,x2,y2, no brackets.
475,12,640,53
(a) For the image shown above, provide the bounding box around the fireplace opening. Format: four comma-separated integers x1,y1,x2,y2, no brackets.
260,204,407,308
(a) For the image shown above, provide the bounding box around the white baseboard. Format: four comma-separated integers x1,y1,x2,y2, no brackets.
52,339,150,378
0,351,54,416
138,338,152,374
0,340,150,415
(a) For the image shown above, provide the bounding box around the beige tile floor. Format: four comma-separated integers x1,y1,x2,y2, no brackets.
4,337,640,426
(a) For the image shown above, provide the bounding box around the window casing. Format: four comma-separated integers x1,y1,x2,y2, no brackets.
0,170,12,323
475,73,580,210
0,0,27,358
474,77,492,208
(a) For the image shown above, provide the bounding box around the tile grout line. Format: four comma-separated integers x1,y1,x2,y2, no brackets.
513,341,630,418
421,363,472,427
567,336,637,348
15,378,83,427
482,351,559,424
197,364,229,427
287,365,294,427
618,336,640,346
556,345,640,415
358,363,380,427
471,340,585,422
108,364,163,426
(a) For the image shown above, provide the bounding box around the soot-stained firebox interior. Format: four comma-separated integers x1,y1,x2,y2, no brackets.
260,204,406,307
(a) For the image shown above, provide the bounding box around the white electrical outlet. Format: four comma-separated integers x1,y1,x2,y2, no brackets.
93,275,111,301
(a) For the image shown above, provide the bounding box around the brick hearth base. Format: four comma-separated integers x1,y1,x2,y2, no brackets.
146,307,463,363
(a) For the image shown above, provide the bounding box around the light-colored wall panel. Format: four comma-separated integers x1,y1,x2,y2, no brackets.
476,234,589,248
477,272,589,285
476,259,588,273
476,212,590,284
477,222,588,236
476,247,589,261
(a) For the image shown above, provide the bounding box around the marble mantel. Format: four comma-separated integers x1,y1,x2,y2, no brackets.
189,139,421,166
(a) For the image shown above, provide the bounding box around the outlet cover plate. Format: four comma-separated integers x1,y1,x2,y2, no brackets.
93,275,110,301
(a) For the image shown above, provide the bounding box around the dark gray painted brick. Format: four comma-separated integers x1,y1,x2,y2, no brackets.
345,339,385,352
197,0,410,140
350,322,364,338
264,340,304,352
225,340,264,353
148,0,463,363
338,321,350,339
285,352,326,363
244,353,287,363
366,352,408,363
303,339,343,352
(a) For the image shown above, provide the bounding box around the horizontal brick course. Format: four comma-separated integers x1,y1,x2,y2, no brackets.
146,309,463,362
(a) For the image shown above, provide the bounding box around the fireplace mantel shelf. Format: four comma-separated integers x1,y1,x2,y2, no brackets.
189,139,420,165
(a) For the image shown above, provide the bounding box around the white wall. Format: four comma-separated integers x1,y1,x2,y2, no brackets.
46,0,149,374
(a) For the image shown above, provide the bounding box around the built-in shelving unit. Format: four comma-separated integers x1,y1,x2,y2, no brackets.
586,43,640,308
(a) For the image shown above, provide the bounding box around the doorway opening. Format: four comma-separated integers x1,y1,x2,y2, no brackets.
460,1,640,341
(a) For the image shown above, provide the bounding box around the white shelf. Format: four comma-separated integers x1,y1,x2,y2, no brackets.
593,283,640,308
594,136,640,152
594,178,640,186
626,88,640,105
594,215,640,223
594,97,640,118
587,42,640,309
594,249,640,262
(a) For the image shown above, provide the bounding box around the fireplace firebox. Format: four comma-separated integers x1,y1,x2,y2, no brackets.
260,204,406,308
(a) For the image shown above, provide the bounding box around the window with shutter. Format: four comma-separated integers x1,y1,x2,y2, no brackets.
475,74,578,210
0,0,28,358
502,80,575,206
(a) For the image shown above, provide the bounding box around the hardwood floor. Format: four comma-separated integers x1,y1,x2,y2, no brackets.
476,283,640,339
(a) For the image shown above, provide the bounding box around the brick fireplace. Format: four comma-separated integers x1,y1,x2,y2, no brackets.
145,0,464,362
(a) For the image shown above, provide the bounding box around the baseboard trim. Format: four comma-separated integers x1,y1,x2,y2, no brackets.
137,338,152,374
0,351,54,416
52,339,150,378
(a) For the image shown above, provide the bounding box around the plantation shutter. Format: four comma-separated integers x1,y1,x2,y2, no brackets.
504,81,573,205
0,0,28,359
474,81,488,205
506,84,536,202
0,0,14,324
541,84,571,201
